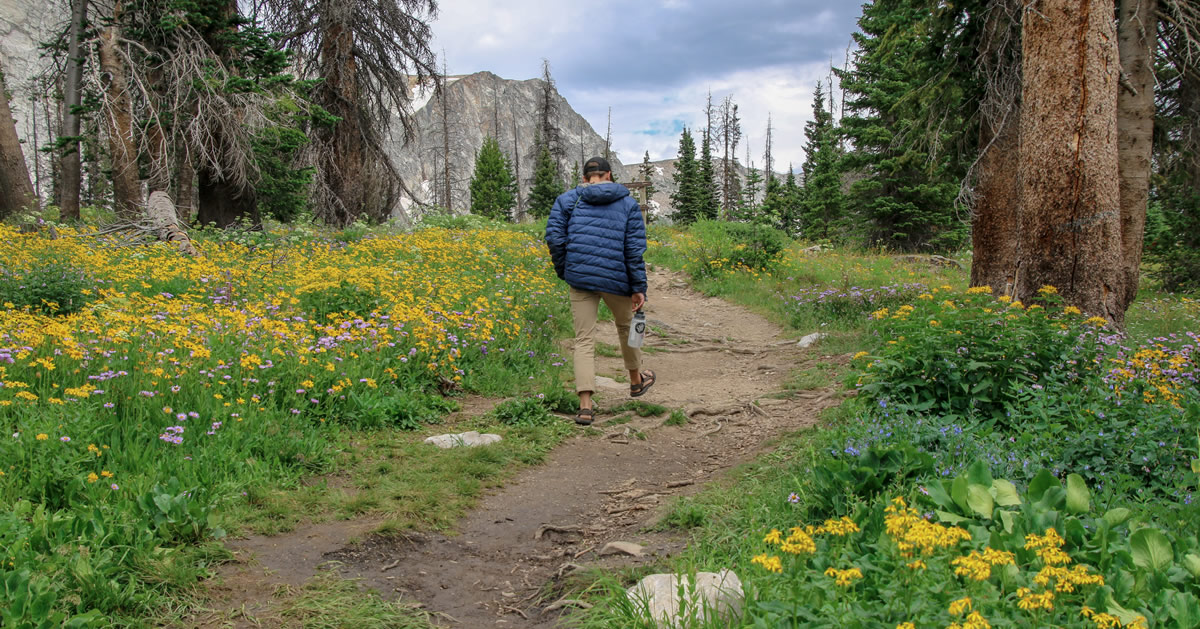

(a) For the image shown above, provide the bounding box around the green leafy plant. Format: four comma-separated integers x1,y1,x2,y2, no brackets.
134,478,224,544
0,260,94,315
491,397,556,427
810,444,934,516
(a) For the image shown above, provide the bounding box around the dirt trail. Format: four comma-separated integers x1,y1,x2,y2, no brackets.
196,270,843,627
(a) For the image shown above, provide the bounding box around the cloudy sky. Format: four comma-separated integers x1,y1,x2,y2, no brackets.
430,0,865,171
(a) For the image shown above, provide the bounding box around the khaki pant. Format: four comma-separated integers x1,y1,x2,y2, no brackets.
569,287,642,394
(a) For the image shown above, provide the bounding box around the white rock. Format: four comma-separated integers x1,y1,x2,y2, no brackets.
626,570,744,628
797,332,826,348
424,431,502,449
599,541,645,557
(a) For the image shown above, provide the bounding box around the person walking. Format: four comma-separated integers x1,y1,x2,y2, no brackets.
545,156,656,426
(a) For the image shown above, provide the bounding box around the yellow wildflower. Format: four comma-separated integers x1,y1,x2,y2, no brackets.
948,597,972,615
1038,285,1059,295
35,433,48,441
966,286,992,295
763,529,783,545
1064,306,1082,315
823,566,863,587
750,553,782,574
86,472,99,483
1085,316,1109,327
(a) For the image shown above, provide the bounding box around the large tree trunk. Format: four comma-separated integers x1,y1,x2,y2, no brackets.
175,148,194,222
1017,0,1125,324
318,9,367,226
970,107,1023,295
0,61,37,219
1115,0,1158,313
98,10,142,219
57,0,87,221
970,2,1024,295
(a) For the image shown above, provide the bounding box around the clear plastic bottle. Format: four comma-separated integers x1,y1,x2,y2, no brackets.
628,311,646,348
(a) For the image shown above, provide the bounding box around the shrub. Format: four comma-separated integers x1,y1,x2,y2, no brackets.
341,388,456,430
0,260,94,315
491,397,555,427
857,285,1107,424
677,220,788,278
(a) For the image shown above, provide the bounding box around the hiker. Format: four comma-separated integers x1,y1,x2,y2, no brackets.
545,156,656,426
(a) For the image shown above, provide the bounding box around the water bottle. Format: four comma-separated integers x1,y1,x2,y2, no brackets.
628,311,646,348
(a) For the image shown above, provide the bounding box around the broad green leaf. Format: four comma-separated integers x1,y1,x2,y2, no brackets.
1027,469,1058,503
999,509,1016,534
1130,528,1173,573
951,475,970,513
1103,508,1133,528
1106,597,1143,626
967,460,993,487
967,484,994,519
991,479,1022,506
925,481,955,511
1183,554,1200,579
935,510,970,525
1066,474,1090,514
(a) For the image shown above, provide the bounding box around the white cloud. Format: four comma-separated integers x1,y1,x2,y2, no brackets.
566,61,832,172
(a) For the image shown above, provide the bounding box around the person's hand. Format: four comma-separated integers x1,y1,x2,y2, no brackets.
631,292,646,312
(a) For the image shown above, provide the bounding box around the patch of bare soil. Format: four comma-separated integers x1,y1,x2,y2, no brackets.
187,270,846,628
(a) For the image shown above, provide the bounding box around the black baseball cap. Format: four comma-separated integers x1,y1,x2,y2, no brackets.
583,156,612,175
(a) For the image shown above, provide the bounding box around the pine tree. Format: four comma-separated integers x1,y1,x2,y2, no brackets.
469,136,517,221
738,162,763,223
528,136,564,219
798,82,845,242
781,166,802,236
835,0,968,251
761,175,787,233
569,161,581,188
639,151,658,200
671,128,701,225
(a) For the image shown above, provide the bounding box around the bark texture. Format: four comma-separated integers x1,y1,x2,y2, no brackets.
98,11,142,219
57,0,88,221
1017,0,1125,324
0,62,37,219
970,108,1023,296
1115,0,1158,313
317,10,367,225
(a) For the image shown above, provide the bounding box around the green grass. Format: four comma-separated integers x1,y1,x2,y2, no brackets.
275,571,433,628
663,409,689,426
606,400,669,417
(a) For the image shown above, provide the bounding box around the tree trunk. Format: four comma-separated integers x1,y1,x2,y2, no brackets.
969,1,1023,295
1017,0,1124,324
57,0,87,221
0,61,37,219
98,10,142,219
1115,0,1157,312
970,106,1023,295
318,9,366,226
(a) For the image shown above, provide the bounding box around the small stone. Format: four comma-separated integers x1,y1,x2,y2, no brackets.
797,332,826,348
600,541,645,557
424,431,502,449
626,570,744,628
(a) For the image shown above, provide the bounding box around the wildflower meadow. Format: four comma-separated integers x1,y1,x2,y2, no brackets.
0,221,574,626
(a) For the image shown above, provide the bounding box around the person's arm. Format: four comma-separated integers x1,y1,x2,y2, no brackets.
545,193,569,278
624,199,648,301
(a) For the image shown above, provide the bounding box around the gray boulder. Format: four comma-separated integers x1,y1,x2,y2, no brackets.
626,570,743,628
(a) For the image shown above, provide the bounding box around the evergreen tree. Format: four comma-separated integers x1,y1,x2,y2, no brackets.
569,162,581,188
469,136,517,221
697,125,719,221
639,151,658,200
671,128,701,225
835,0,968,251
781,166,803,236
799,82,846,242
738,162,763,223
528,136,564,219
761,175,787,233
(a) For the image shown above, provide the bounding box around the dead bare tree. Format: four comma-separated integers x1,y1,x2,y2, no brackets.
253,0,439,225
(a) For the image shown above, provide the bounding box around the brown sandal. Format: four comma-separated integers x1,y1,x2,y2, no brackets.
630,370,656,398
575,408,595,426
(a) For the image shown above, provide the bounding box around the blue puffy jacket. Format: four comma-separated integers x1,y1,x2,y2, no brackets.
545,182,647,296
